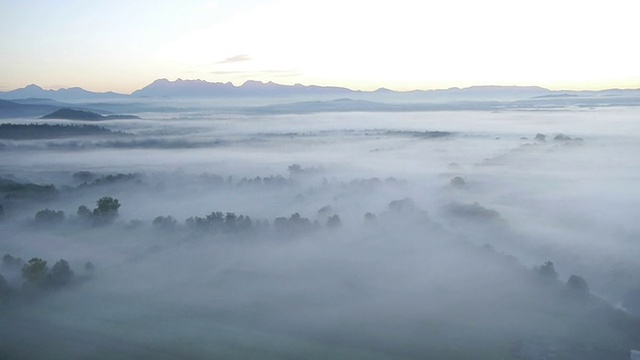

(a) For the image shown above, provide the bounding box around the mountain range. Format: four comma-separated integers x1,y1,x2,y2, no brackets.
0,79,639,118
2,78,639,102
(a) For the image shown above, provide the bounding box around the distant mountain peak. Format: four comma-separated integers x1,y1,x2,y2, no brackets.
131,78,353,98
0,83,126,101
241,80,266,86
24,84,44,90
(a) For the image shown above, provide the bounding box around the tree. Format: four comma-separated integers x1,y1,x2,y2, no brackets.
388,198,416,213
450,176,465,187
34,209,65,224
22,258,49,288
237,215,253,230
50,259,73,288
152,215,177,229
92,196,120,225
77,205,91,219
566,275,589,301
538,261,558,282
326,214,342,228
2,254,24,272
364,212,377,222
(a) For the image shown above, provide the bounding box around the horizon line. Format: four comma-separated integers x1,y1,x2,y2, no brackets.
2,78,640,95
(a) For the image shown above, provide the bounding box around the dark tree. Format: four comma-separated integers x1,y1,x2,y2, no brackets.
205,211,225,228
326,214,342,228
538,261,558,281
22,258,49,288
2,254,24,272
274,213,314,234
318,205,332,216
35,209,65,224
388,198,416,213
50,259,73,288
77,205,91,219
364,212,377,222
237,215,253,230
566,275,590,301
288,164,302,173
224,212,238,232
72,171,94,182
273,217,288,231
450,176,465,187
92,196,120,225
153,215,177,229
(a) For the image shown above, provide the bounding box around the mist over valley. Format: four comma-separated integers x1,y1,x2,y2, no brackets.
1,84,640,359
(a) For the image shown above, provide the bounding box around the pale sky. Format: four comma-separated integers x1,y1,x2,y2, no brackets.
1,0,638,93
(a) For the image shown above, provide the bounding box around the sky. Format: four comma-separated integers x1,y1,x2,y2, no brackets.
1,0,639,93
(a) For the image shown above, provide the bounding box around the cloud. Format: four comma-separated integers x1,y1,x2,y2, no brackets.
217,54,252,64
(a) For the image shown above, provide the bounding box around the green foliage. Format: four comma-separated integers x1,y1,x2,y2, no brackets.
50,259,73,288
274,213,315,234
77,205,91,218
364,212,377,222
21,258,49,288
566,275,590,301
81,173,143,187
94,196,120,216
538,261,558,281
450,176,465,187
0,180,58,201
0,123,122,139
92,196,120,225
34,208,65,224
326,214,342,228
153,215,177,229
388,198,417,213
72,171,94,182
186,211,253,233
2,254,23,272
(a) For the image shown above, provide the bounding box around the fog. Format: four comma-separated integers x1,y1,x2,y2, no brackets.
1,104,640,359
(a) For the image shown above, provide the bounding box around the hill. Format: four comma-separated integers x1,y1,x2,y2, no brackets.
40,108,140,121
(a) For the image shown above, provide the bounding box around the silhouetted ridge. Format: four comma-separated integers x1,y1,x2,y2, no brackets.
40,108,140,121
132,78,355,98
